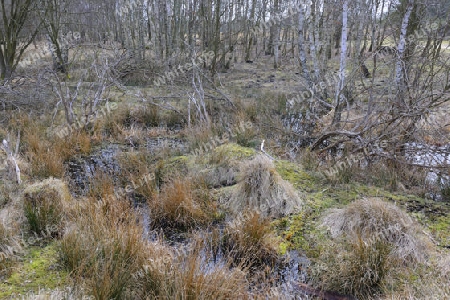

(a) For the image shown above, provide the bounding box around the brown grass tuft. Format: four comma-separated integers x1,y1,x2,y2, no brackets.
60,193,246,299
221,211,278,272
312,197,432,298
87,171,117,200
23,126,92,178
148,176,217,233
137,238,249,299
117,151,156,201
23,178,71,238
229,155,302,217
59,195,146,299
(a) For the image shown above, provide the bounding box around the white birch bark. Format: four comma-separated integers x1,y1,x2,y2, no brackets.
333,0,348,125
395,0,414,106
297,3,310,82
308,0,320,80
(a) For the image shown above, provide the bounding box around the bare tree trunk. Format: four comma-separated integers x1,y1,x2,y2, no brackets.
308,0,320,80
395,0,414,109
211,0,221,77
332,0,348,126
273,0,279,69
266,0,274,55
297,3,310,82
245,0,256,61
0,0,42,79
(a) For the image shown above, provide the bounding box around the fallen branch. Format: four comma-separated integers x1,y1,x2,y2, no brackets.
311,130,362,151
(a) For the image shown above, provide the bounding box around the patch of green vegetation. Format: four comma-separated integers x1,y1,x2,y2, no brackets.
275,160,320,192
213,143,256,161
200,143,256,168
273,179,449,256
153,155,190,188
428,216,450,247
0,242,69,299
272,211,326,258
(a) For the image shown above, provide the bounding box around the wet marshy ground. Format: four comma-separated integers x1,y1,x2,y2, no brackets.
64,141,312,298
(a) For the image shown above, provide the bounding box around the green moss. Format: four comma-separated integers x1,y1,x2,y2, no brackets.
272,176,450,257
278,242,289,255
154,155,189,185
275,160,320,191
0,242,69,298
426,215,450,247
211,143,256,162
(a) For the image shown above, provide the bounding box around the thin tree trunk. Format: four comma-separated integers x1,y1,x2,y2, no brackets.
273,0,279,69
395,0,414,109
332,0,348,126
211,0,221,77
297,3,310,83
309,0,320,80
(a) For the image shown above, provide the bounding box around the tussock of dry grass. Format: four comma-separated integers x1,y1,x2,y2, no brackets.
322,198,429,263
23,178,71,238
117,151,156,200
221,211,278,272
59,195,147,299
136,238,249,299
23,124,91,178
312,197,432,299
229,155,302,217
95,104,178,142
184,124,217,153
86,171,117,199
148,176,218,232
60,193,248,299
174,248,248,299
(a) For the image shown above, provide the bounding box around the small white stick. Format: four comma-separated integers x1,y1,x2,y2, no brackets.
260,139,275,160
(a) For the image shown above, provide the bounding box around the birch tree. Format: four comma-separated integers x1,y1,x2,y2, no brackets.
273,0,280,69
332,0,348,126
297,2,310,83
395,0,414,108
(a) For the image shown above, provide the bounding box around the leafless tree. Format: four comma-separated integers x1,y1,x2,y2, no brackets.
0,0,43,79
